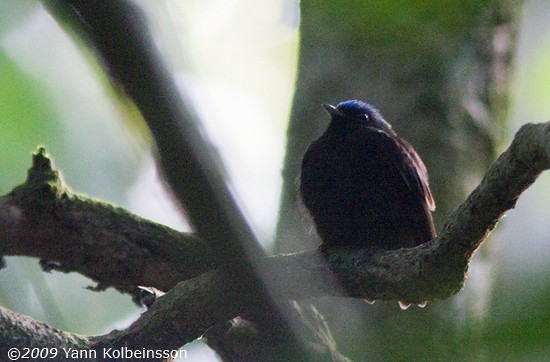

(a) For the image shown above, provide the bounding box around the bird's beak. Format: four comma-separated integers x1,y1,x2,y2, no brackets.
323,103,342,117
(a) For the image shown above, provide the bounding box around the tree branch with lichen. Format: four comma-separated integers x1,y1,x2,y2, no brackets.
0,148,221,301
1,120,549,356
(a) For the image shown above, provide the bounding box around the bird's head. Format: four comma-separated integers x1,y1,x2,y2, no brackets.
323,100,392,131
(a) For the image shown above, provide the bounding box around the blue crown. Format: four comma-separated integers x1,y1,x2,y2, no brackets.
336,100,382,120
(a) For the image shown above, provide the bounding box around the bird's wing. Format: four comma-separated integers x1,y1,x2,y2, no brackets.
363,127,435,212
397,138,435,212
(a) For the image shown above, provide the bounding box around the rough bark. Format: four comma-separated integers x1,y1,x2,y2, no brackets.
1,120,549,359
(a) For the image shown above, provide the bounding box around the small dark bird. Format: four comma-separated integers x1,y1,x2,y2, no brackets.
300,100,435,252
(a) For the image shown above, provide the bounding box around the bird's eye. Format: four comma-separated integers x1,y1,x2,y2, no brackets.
361,114,369,121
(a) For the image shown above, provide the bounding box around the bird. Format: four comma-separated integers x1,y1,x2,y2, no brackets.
300,100,435,252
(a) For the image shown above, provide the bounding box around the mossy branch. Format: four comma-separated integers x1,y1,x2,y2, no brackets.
1,121,549,355
0,148,220,301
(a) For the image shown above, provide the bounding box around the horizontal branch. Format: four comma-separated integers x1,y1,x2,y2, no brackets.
1,121,549,353
0,148,221,298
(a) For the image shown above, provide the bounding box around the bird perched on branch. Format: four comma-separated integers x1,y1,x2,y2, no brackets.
300,100,435,252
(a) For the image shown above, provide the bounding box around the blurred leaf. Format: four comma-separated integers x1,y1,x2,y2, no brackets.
0,50,61,192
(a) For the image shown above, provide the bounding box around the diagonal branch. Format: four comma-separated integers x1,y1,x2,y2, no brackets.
38,2,310,353
42,0,263,263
